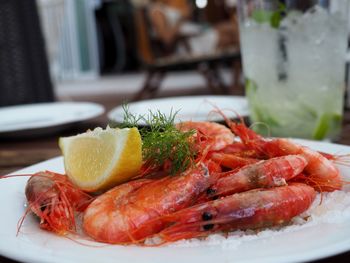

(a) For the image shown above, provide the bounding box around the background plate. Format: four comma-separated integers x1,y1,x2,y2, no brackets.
0,102,105,137
108,96,249,125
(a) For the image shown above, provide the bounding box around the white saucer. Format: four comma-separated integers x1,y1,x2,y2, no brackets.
108,96,249,125
0,102,105,137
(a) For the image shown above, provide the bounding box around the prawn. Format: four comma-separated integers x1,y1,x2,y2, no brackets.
209,152,259,170
176,121,235,153
154,183,316,244
207,155,308,198
221,142,264,159
83,163,218,244
221,116,343,192
22,171,93,235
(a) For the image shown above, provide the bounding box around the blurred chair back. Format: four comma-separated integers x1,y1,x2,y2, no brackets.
134,7,155,65
131,4,241,101
134,6,179,66
0,0,55,107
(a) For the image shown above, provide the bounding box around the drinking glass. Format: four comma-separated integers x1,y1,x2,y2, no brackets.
237,0,349,140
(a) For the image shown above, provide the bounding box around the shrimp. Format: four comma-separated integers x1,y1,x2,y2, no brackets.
209,152,259,170
207,155,308,198
221,142,263,159
23,171,93,235
83,163,218,244
176,121,235,152
221,141,248,153
223,119,342,192
154,183,316,244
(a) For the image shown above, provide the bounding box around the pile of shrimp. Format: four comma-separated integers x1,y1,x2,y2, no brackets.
10,117,349,246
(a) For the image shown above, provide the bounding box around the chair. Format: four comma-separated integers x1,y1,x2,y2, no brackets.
0,0,55,107
132,7,242,101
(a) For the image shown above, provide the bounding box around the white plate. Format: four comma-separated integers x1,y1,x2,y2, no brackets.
0,102,105,136
1,140,350,263
108,96,249,125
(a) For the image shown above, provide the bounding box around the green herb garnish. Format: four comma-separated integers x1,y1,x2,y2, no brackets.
115,104,197,175
117,104,144,128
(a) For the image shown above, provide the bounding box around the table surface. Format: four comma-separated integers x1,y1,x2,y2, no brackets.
1,94,350,263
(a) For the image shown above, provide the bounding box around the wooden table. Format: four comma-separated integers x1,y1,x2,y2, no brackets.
1,94,350,263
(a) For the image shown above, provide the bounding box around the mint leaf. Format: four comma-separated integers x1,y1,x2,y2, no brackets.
252,10,273,24
312,113,342,140
251,1,287,29
245,78,258,94
271,2,286,28
245,78,281,131
270,12,282,28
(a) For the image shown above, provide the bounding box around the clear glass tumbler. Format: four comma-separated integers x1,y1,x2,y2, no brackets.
237,0,349,140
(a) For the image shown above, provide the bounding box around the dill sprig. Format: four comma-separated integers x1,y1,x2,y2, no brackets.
117,104,144,128
116,104,197,174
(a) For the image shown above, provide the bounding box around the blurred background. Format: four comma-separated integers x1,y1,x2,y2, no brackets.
0,0,241,107
0,0,244,176
2,0,350,107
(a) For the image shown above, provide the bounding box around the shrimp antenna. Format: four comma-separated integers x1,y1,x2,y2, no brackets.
249,122,271,137
0,173,34,179
203,100,245,125
16,206,33,236
321,152,350,167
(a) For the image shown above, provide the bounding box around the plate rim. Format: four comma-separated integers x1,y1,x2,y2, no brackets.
0,101,105,133
107,95,249,125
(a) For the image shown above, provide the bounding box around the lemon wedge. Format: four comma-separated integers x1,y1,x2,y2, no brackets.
59,126,142,192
